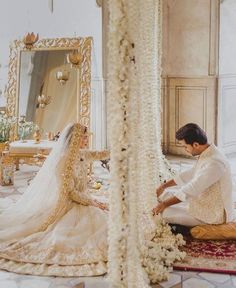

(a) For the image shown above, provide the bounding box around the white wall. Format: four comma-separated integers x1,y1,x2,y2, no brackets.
219,0,236,75
163,0,211,77
0,0,105,149
162,0,219,156
218,0,236,154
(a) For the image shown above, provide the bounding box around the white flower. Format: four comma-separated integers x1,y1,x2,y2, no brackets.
0,113,16,142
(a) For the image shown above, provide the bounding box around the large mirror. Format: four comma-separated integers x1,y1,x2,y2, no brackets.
19,50,78,135
6,37,92,138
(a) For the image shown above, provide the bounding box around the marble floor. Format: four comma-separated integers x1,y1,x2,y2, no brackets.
0,270,236,288
0,272,108,288
0,155,235,288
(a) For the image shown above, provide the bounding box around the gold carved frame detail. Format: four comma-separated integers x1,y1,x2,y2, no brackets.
6,37,92,129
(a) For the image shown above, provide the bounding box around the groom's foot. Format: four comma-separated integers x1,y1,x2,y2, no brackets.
169,223,191,237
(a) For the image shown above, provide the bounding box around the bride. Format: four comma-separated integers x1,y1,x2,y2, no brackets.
0,123,110,276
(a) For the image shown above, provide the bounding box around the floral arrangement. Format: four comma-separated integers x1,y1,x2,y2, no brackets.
0,111,16,143
18,116,38,141
107,0,185,286
142,217,186,283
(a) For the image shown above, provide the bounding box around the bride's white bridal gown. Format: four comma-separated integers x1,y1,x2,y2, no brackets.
0,123,110,276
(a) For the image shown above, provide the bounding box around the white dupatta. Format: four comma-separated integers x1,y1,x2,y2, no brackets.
0,123,75,242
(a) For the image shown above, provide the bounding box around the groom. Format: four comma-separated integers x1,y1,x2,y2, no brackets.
152,123,234,226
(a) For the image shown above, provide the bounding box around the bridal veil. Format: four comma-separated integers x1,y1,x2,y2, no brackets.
0,123,79,242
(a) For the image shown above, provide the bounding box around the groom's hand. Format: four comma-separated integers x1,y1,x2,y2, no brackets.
152,202,166,216
156,184,165,197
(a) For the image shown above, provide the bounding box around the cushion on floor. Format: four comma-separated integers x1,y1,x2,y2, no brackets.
190,222,236,240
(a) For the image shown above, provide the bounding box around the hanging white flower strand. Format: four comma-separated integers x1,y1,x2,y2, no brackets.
107,0,130,286
131,0,185,284
107,0,185,287
126,0,150,286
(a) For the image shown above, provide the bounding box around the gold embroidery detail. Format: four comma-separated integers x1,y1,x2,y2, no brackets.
39,123,85,231
189,182,225,224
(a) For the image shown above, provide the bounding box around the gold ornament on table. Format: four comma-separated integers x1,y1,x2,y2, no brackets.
46,132,54,141
33,127,41,144
23,33,39,50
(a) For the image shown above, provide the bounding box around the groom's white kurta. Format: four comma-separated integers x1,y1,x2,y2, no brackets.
162,144,234,226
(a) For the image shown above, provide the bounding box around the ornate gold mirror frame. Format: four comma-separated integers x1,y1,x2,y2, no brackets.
5,37,92,137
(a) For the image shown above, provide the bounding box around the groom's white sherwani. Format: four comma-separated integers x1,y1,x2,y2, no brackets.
163,144,234,226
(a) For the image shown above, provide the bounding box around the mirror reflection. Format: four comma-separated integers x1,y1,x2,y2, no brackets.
18,50,78,136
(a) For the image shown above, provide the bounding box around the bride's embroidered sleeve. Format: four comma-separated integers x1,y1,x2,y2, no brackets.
69,149,110,208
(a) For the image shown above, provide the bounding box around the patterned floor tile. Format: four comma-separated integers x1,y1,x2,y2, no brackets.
183,277,215,288
52,286,71,288
0,270,12,279
0,280,18,288
171,284,182,288
231,276,236,286
19,279,51,288
215,282,235,288
73,283,85,288
84,281,109,288
160,274,182,288
70,277,109,288
199,272,230,284
174,271,199,281
151,284,162,288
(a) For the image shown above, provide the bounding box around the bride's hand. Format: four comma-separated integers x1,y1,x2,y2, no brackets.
93,200,109,211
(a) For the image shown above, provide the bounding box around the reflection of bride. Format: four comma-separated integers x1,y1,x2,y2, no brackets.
0,123,110,276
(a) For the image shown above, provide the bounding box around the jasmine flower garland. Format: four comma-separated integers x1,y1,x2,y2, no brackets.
107,0,185,287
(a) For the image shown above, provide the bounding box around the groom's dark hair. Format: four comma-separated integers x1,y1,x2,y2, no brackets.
176,123,207,145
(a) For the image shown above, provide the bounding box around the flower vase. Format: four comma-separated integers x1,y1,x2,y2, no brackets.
20,128,27,142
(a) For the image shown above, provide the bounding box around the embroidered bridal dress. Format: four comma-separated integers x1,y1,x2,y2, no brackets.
0,123,109,276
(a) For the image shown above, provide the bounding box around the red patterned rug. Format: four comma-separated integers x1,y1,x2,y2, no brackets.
174,237,236,274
